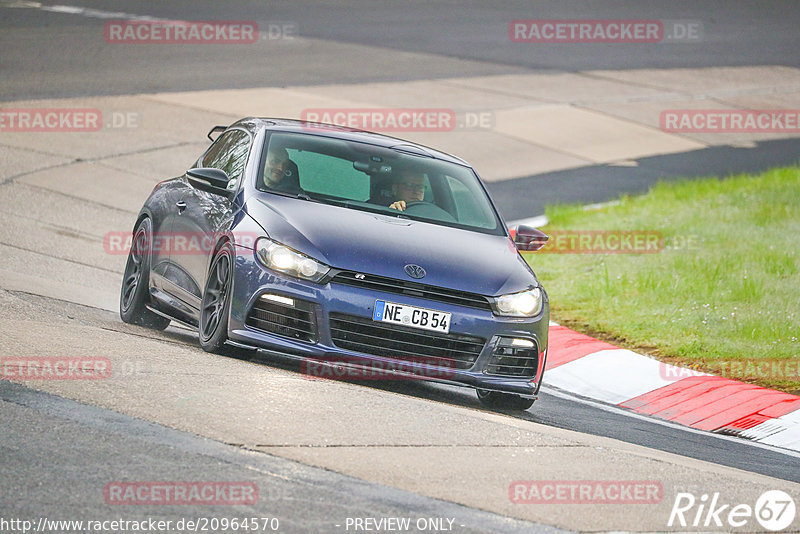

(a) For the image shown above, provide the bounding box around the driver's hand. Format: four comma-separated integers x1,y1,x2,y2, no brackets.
389,200,406,211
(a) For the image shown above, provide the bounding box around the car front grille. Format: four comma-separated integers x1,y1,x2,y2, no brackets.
485,339,539,378
329,313,485,370
330,271,493,311
245,295,317,343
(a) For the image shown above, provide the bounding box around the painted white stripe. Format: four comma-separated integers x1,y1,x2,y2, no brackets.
545,348,685,405
748,409,800,449
759,428,800,449
2,1,158,20
760,430,800,449
582,199,622,211
1,1,41,7
738,419,792,441
543,385,800,457
508,215,548,228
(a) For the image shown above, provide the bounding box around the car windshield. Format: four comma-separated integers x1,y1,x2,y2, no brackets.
257,131,504,235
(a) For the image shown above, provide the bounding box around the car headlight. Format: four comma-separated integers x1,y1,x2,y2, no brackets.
255,237,330,283
491,287,543,317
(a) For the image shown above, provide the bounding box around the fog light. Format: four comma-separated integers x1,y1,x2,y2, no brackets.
486,337,539,378
261,294,294,307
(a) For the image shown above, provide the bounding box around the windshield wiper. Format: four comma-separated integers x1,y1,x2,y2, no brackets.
269,189,319,203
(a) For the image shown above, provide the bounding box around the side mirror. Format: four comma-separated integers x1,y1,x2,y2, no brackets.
186,168,235,199
512,225,549,252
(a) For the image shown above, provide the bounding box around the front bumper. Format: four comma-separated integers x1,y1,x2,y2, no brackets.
227,250,549,397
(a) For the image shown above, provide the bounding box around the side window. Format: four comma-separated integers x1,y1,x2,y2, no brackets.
202,130,251,182
445,175,494,228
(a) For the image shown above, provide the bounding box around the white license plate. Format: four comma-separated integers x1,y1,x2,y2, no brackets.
372,300,451,334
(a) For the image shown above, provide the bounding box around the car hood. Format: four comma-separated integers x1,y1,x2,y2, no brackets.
244,195,537,296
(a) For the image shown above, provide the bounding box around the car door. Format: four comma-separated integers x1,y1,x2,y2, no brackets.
145,180,185,295
167,129,251,316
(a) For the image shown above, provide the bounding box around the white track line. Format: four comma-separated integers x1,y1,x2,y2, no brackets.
508,215,548,228
2,1,158,20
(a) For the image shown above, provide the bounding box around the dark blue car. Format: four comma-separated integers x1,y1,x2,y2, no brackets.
120,118,550,410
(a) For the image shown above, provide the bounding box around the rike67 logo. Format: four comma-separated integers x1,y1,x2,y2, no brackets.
669,490,796,531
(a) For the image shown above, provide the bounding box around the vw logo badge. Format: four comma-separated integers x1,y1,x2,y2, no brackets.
404,264,426,279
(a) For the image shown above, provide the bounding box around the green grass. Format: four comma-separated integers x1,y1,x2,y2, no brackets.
524,166,800,393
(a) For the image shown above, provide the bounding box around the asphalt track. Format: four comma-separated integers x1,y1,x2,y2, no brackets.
2,2,800,532
1,379,565,534
3,0,800,99
4,0,800,216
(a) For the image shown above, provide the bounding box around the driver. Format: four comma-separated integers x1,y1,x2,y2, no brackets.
388,170,427,211
263,146,300,193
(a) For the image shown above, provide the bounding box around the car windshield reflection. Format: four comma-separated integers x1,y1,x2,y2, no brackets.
257,132,503,235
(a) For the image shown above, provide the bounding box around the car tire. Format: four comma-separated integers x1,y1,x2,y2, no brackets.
476,389,536,411
119,218,170,330
199,241,235,353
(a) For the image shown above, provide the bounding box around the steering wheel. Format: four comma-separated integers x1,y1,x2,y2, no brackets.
401,201,457,222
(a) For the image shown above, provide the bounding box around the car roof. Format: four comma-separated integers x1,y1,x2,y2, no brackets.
229,117,471,167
